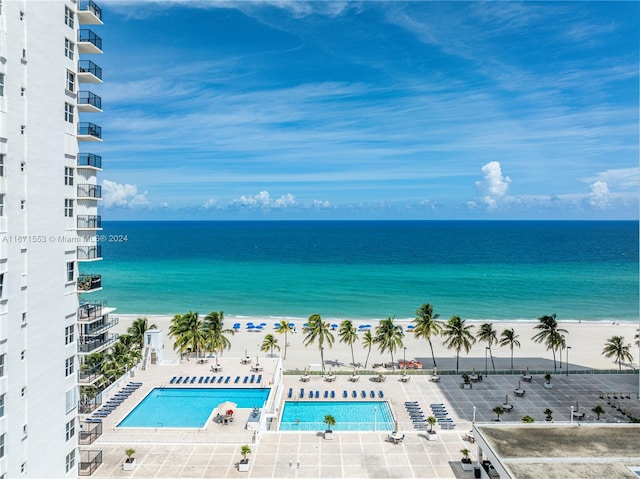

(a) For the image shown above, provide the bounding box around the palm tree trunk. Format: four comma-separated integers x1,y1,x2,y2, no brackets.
364,347,371,368
489,348,496,372
456,349,460,373
428,338,437,368
320,347,325,375
283,331,288,360
510,347,514,370
350,345,355,368
552,348,557,371
390,351,395,370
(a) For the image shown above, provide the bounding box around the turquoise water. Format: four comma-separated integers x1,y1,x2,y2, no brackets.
117,388,270,428
90,221,638,321
280,401,394,431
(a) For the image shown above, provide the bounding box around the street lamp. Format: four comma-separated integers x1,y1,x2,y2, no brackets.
485,347,490,376
566,346,572,377
403,347,407,375
570,405,574,424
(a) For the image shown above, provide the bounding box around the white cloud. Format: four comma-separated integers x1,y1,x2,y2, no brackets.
587,180,610,209
203,198,219,209
474,161,511,210
231,190,298,209
102,180,150,208
312,199,331,209
585,167,639,191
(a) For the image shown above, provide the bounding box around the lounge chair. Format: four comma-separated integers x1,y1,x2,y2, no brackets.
352,390,357,398
210,376,216,383
234,376,240,384
183,376,190,383
343,390,348,398
331,391,335,398
324,391,329,398
224,376,230,383
175,377,183,384
430,403,444,407
378,391,384,398
170,376,177,384
217,376,224,383
198,377,204,383
361,391,366,398
250,375,255,383
190,377,197,384
256,374,262,383
243,376,249,384
288,388,293,398
315,391,320,398
300,388,304,398
204,377,210,384
405,401,419,405
370,391,375,398
309,390,313,398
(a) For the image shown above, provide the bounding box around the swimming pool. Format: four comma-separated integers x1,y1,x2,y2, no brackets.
280,401,394,431
117,388,270,428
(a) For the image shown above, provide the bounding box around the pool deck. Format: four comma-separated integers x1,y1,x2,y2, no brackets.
85,358,640,478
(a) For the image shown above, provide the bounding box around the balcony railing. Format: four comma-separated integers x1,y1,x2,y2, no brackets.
78,91,102,111
77,215,102,229
78,153,102,169
78,369,102,385
77,183,102,199
78,245,102,260
79,393,103,414
78,333,118,353
79,0,103,23
78,300,107,320
78,274,101,292
79,421,103,445
80,316,118,336
79,450,103,476
78,122,102,140
78,29,103,52
78,60,103,82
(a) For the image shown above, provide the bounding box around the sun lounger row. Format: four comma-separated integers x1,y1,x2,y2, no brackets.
168,374,263,385
405,401,427,430
290,389,384,399
91,383,141,418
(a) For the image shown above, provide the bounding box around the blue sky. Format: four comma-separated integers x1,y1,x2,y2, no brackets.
92,1,639,220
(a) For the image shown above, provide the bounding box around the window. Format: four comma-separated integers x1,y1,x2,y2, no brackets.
64,199,73,217
65,419,75,441
0,73,4,96
0,154,4,176
66,70,75,92
0,194,4,216
65,325,74,345
20,350,25,360
65,451,75,473
66,261,74,282
20,387,26,397
20,463,25,475
0,394,4,417
64,167,74,185
64,38,74,60
64,6,74,28
0,434,4,458
21,312,26,324
65,388,77,413
0,354,4,376
65,356,74,376
64,103,74,123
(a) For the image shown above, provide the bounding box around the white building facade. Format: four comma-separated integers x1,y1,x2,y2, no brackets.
0,1,111,477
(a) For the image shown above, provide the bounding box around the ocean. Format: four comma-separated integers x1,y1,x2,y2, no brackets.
89,221,638,322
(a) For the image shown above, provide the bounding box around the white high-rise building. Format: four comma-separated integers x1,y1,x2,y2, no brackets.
0,1,113,477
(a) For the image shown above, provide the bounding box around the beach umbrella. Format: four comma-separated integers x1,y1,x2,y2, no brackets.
505,394,509,404
288,322,295,328
217,401,237,415
433,367,438,376
256,354,260,366
575,401,579,411
518,380,521,389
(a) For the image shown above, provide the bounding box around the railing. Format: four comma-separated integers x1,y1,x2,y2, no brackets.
78,274,102,291
77,183,102,199
77,245,102,260
81,316,119,336
79,421,103,445
78,369,102,385
78,29,102,51
78,450,103,476
78,333,118,353
78,91,102,110
78,153,102,169
78,60,103,81
78,122,102,140
77,215,102,229
79,0,102,21
79,393,103,414
78,300,107,320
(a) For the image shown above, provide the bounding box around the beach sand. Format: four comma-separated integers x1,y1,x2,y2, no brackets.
113,314,639,373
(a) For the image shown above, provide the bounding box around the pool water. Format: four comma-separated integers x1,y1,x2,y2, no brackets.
280,401,394,431
117,388,270,428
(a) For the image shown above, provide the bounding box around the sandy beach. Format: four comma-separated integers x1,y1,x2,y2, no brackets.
113,314,639,373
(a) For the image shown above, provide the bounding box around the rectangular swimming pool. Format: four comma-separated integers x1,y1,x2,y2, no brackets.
280,401,394,431
117,388,270,428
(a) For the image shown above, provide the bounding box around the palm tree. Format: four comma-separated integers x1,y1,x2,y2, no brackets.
591,404,605,420
169,311,207,359
324,414,336,432
302,314,334,375
127,317,157,351
532,314,568,372
261,334,280,357
362,330,374,368
276,320,293,360
492,406,504,422
373,316,404,369
499,328,521,370
442,316,475,373
338,320,359,368
477,323,498,372
602,336,634,370
413,303,442,368
204,311,234,362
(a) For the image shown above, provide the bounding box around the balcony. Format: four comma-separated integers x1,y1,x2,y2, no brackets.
78,122,102,142
78,60,103,83
78,368,103,386
78,153,102,170
78,0,103,25
77,215,102,230
78,245,102,261
78,333,118,354
77,183,102,199
78,450,103,476
78,29,103,54
78,91,102,113
78,300,109,321
78,274,102,293
80,316,119,336
79,421,103,445
79,393,103,415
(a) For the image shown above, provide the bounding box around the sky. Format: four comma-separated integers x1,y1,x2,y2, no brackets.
91,1,639,220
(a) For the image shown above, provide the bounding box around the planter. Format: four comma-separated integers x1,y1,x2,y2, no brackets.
462,383,472,390
324,430,333,440
544,382,553,389
238,460,250,472
427,432,438,441
461,460,473,471
122,459,136,471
